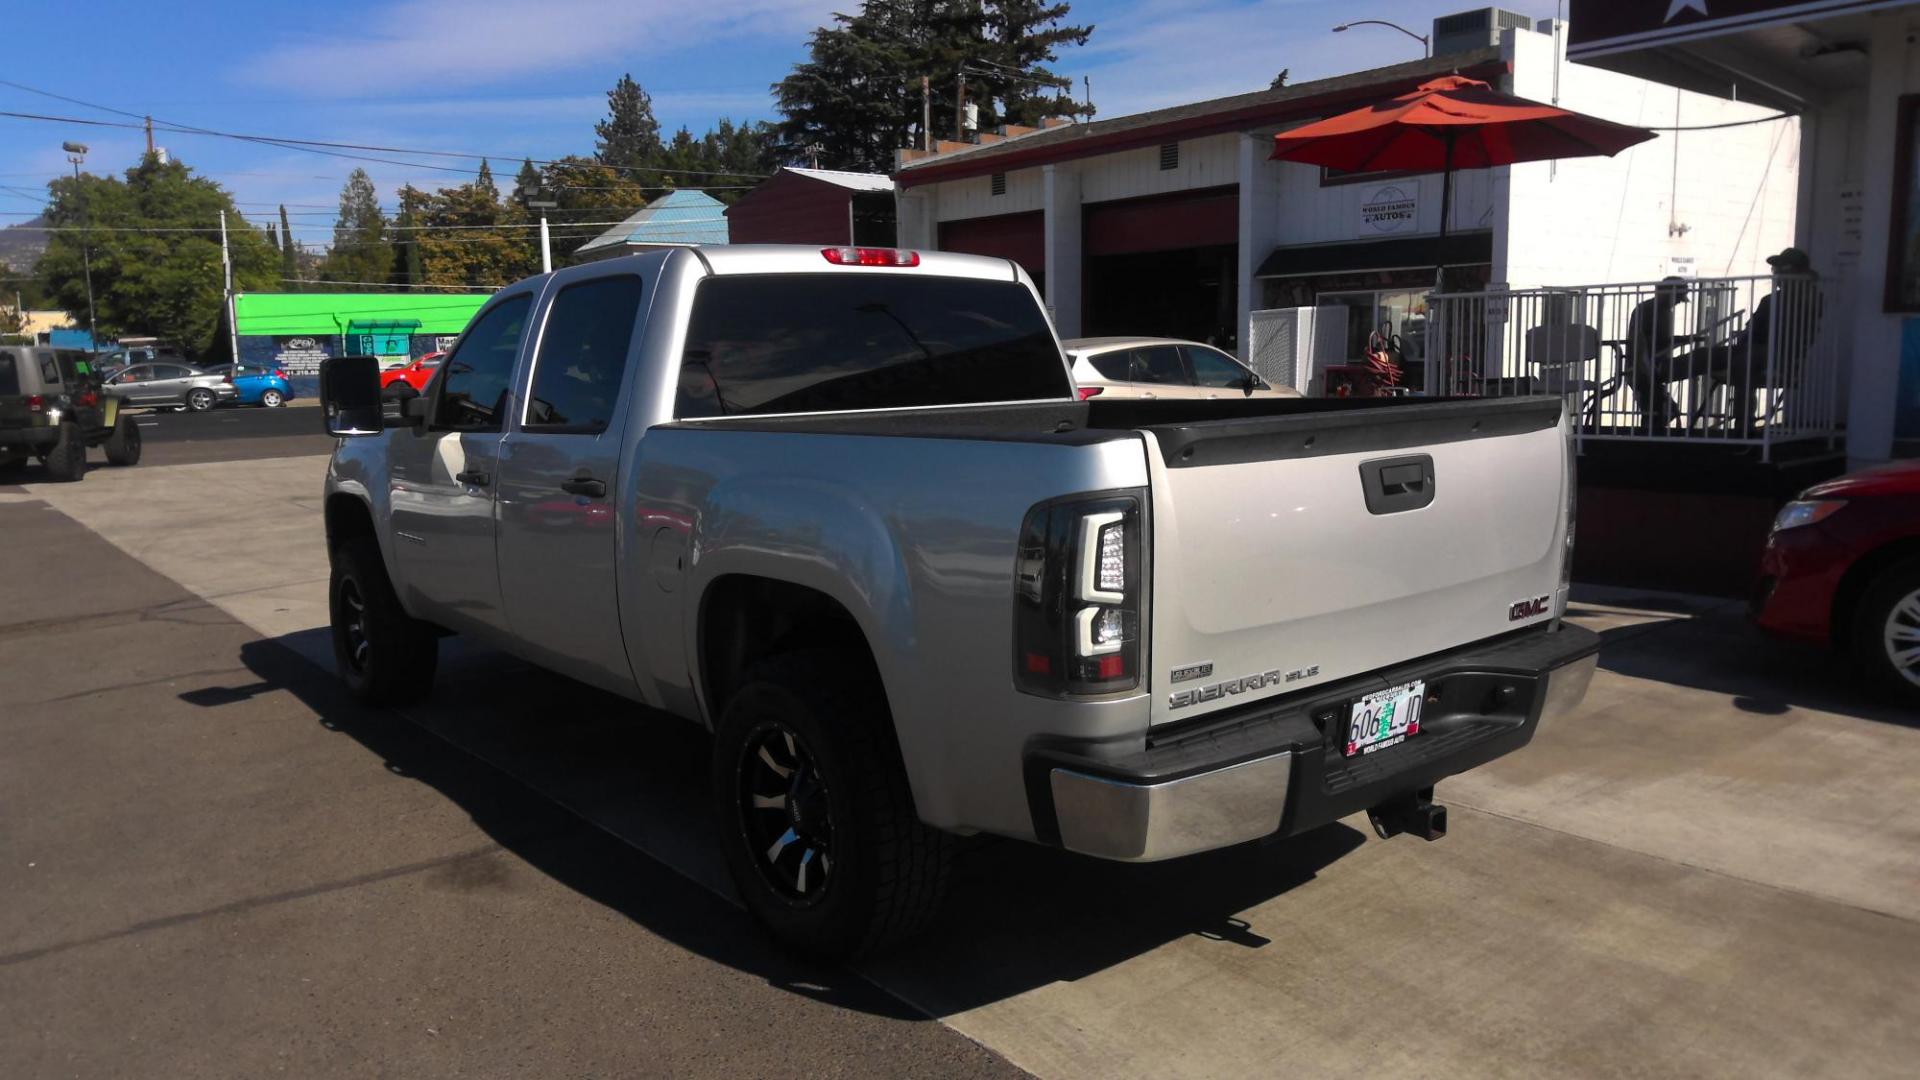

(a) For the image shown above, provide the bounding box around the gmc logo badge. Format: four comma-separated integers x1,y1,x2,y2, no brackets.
1509,595,1552,621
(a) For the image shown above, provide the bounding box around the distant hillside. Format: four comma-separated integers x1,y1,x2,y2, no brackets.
0,216,49,273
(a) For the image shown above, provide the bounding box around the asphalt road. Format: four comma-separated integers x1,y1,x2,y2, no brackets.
125,401,337,467
0,497,1025,1078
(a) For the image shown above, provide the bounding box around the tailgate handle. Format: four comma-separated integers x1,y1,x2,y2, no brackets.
1361,454,1435,514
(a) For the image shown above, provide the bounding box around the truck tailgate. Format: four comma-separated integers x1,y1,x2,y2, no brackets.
1141,397,1567,726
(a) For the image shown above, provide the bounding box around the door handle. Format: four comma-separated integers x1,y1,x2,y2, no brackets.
455,468,490,487
560,475,607,498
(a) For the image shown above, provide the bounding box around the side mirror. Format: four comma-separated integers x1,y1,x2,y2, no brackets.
320,355,384,437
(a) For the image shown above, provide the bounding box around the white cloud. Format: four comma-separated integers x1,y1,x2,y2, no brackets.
239,0,838,94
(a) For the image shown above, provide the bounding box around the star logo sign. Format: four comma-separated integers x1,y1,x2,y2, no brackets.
1665,0,1709,20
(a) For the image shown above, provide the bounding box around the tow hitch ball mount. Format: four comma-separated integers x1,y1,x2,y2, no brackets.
1368,786,1447,842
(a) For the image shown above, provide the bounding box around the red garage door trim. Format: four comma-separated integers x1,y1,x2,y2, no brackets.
938,211,1045,277
1084,186,1238,258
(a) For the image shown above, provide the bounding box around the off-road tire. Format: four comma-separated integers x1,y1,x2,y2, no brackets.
103,415,142,466
712,650,952,960
42,422,86,482
185,388,216,412
1853,556,1920,707
329,536,438,705
260,389,284,408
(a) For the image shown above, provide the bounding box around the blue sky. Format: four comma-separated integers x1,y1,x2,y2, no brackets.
0,0,1558,250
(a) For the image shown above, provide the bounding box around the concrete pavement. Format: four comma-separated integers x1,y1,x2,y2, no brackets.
4,451,1918,1078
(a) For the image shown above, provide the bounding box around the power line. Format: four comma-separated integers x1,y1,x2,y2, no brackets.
0,79,774,180
276,278,502,290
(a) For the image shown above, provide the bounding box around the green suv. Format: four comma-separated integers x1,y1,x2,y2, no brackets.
0,346,142,481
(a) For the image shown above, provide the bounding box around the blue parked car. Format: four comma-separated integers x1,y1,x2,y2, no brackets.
201,364,294,408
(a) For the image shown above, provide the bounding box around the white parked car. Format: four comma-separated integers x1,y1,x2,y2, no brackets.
1065,336,1301,400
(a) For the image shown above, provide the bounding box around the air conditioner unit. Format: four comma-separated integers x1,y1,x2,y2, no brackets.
1247,306,1349,396
1432,8,1534,56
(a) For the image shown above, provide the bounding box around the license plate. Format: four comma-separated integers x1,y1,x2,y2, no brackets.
1345,679,1425,757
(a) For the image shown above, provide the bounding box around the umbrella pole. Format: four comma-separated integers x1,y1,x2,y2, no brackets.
1435,131,1454,293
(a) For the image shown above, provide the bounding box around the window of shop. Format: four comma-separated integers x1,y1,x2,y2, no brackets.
1315,287,1432,391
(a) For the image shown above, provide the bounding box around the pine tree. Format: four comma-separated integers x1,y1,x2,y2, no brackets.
319,168,393,289
512,158,542,203
773,0,1091,172
278,204,298,282
474,159,499,204
392,184,428,286
594,74,664,176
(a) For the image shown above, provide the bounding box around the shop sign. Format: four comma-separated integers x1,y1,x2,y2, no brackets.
1359,184,1419,235
1568,1,1888,56
270,335,333,377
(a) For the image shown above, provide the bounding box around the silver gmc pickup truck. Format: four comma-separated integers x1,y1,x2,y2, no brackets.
318,245,1599,957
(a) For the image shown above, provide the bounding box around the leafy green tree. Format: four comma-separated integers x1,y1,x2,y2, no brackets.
537,157,652,260
595,74,664,177
417,170,539,287
318,168,394,289
35,155,275,354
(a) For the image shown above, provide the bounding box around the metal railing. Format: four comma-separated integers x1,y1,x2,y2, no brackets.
1424,275,1841,460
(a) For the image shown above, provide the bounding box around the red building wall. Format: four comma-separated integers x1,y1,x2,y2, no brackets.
725,172,856,245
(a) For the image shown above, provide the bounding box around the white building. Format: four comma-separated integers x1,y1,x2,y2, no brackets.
896,11,1798,386
1570,0,1920,463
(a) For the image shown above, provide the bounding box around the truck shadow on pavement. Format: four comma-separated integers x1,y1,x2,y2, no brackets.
210,630,1364,1018
1578,598,1917,728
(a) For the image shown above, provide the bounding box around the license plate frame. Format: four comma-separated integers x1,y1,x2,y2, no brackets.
1345,679,1426,758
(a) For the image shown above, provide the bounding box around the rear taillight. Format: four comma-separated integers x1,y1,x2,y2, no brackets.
821,246,920,267
274,370,287,380
1076,386,1104,400
25,395,44,412
1013,491,1144,697
76,391,98,407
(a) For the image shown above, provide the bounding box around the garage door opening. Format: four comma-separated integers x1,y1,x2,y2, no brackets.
1084,245,1237,347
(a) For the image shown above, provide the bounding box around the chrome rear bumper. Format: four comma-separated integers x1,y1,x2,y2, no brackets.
1041,626,1601,862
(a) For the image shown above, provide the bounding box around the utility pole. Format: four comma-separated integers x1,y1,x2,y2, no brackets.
144,115,154,158
955,72,966,142
524,189,558,274
219,210,239,364
62,142,97,352
921,76,931,151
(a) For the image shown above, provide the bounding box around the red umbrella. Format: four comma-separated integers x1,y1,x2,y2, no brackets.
1271,76,1656,285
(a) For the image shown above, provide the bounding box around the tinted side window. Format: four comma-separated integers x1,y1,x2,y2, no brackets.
1185,346,1251,388
40,356,62,385
526,276,645,434
0,352,18,396
676,275,1068,418
1087,352,1132,381
437,295,532,432
1130,346,1187,385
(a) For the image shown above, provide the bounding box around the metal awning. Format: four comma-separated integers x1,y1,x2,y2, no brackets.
1254,231,1493,279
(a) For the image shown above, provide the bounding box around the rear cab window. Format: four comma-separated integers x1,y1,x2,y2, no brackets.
0,351,19,396
524,275,646,434
675,274,1069,417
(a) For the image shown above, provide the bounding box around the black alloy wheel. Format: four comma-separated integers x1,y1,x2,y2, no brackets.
737,721,836,903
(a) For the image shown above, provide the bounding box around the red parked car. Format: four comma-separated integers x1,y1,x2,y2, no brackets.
1752,460,1920,705
379,352,444,399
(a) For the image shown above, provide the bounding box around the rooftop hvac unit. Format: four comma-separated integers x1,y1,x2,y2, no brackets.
1432,8,1533,56
1247,306,1349,396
